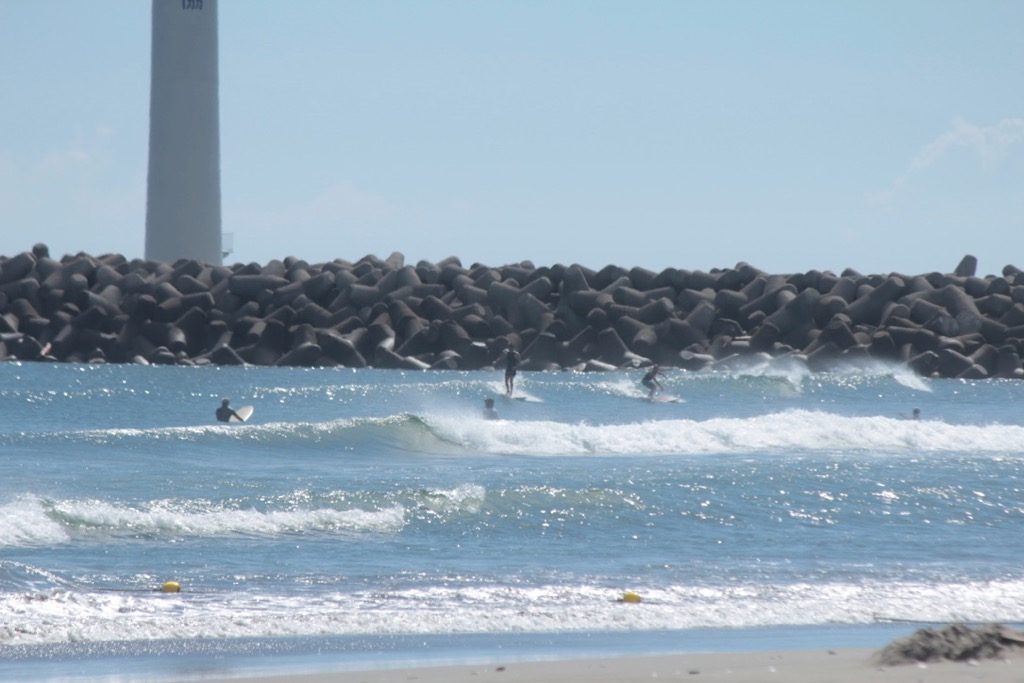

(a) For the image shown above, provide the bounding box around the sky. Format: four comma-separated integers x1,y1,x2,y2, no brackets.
1,0,1022,276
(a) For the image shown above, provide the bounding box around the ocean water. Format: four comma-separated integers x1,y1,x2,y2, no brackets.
1,359,1023,681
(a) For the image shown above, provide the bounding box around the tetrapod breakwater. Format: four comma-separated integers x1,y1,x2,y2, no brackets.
1,245,1022,379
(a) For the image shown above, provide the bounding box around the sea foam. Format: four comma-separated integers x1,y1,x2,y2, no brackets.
424,410,1024,456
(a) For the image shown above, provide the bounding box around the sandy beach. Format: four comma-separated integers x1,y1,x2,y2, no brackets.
188,648,1024,683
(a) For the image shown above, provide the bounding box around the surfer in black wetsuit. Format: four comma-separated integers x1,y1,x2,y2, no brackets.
641,365,666,399
215,398,242,423
503,345,521,396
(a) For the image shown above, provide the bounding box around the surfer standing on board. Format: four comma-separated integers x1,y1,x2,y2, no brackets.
215,398,243,423
503,344,521,396
641,365,666,399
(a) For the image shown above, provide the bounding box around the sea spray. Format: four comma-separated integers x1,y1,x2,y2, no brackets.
2,363,1023,673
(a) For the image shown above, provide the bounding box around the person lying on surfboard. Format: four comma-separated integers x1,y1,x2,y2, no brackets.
215,398,243,423
641,365,667,399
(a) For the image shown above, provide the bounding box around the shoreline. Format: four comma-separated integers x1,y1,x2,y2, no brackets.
179,648,1024,683
11,624,1024,683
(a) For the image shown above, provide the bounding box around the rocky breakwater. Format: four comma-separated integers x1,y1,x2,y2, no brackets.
1,245,1023,379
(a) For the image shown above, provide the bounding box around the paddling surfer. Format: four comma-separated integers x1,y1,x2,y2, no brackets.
482,397,499,420
215,398,243,423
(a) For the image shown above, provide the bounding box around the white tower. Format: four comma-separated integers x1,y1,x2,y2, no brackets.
145,0,222,265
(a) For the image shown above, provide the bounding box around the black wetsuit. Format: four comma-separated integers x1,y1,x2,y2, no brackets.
216,406,240,422
505,350,520,380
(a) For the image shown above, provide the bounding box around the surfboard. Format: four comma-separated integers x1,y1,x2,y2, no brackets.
644,395,683,403
230,405,254,422
503,395,528,402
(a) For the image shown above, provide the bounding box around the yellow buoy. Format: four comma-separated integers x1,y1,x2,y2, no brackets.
622,591,641,603
160,581,181,593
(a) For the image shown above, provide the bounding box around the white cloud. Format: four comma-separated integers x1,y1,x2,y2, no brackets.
910,117,1024,171
869,117,1024,205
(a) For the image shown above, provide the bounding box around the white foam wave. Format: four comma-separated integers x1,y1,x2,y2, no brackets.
893,373,932,392
2,577,1022,646
62,499,407,536
676,360,933,395
0,496,406,547
0,414,416,448
416,484,487,515
426,410,1024,456
0,495,69,547
594,377,646,398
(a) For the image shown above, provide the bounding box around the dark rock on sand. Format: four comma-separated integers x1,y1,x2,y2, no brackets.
876,623,1024,666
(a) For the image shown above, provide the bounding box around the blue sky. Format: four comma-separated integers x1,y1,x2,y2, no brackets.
1,0,1021,276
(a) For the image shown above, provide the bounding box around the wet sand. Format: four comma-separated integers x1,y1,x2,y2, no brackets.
184,647,1023,683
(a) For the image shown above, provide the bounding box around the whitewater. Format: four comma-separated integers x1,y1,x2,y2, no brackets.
1,361,1022,681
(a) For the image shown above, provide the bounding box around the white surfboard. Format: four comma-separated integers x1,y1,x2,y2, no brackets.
230,405,254,422
644,395,683,403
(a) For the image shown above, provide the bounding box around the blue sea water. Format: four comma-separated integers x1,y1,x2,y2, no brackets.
1,359,1023,682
